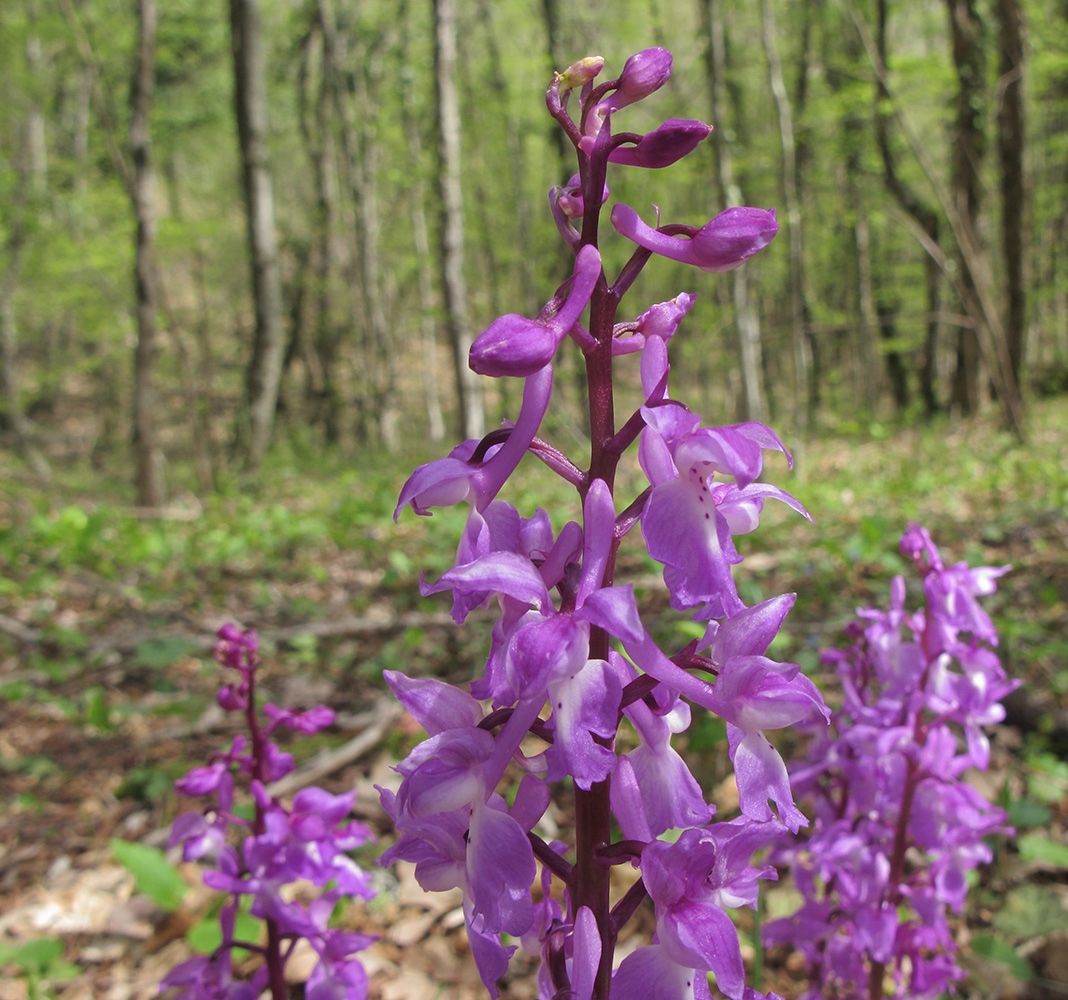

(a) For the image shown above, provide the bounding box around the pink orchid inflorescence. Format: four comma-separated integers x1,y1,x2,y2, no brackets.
764,526,1014,1000
387,48,818,1000
164,625,376,1000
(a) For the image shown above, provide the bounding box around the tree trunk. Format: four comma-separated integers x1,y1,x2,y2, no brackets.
995,0,1027,389
1,254,51,483
432,0,483,440
230,0,285,468
318,0,399,450
298,17,341,444
871,0,943,416
130,0,164,506
400,0,446,443
701,0,767,423
945,0,986,416
761,0,812,436
0,17,51,482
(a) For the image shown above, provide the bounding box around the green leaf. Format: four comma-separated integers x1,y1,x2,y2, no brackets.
1017,832,1068,868
188,909,262,955
1006,797,1051,829
993,884,1068,939
109,839,188,911
0,937,64,973
84,686,112,730
970,934,1033,981
133,636,200,670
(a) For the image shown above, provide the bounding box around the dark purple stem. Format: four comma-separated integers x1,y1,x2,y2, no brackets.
241,653,288,1000
530,436,588,487
530,833,575,884
609,877,649,937
572,127,625,1000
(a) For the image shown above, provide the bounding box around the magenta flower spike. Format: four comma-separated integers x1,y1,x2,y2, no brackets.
612,203,779,272
767,527,1014,999
165,626,375,1000
386,45,830,1000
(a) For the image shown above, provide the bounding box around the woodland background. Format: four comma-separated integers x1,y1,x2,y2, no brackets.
2,0,1068,998
0,0,1064,492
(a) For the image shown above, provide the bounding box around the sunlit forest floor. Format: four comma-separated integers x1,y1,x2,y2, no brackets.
1,397,1067,999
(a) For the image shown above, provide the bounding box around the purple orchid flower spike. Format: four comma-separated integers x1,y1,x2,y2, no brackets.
386,44,836,1000
470,244,602,377
612,203,779,272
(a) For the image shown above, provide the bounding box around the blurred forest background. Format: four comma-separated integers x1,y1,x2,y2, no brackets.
1,0,1064,499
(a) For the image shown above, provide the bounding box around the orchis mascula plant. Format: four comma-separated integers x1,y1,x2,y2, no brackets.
164,625,376,1000
764,525,1014,1000
386,48,824,1000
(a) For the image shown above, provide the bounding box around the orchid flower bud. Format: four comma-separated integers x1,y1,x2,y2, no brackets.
613,47,673,107
554,173,609,219
585,48,673,137
559,55,604,92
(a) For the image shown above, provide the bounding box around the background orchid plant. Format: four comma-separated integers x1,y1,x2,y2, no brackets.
165,626,377,1000
765,525,1014,1000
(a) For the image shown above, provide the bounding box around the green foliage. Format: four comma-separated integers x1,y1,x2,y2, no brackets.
187,897,263,955
109,839,189,912
969,934,1034,982
1016,832,1068,868
0,938,79,1000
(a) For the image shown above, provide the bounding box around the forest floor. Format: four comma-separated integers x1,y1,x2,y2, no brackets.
2,398,1068,999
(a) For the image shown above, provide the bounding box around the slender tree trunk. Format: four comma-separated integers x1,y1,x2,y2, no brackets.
996,0,1027,389
701,0,767,423
399,0,445,443
298,19,342,444
853,209,883,411
1,17,51,481
1,248,51,482
945,0,986,415
432,0,483,440
130,0,164,505
871,0,943,415
761,0,812,436
318,0,399,450
230,0,285,468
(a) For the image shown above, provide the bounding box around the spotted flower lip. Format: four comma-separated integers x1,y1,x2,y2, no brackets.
611,203,779,272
